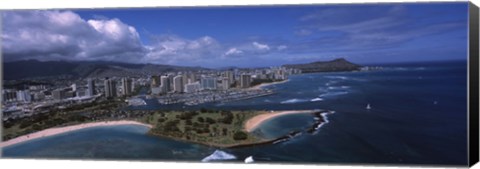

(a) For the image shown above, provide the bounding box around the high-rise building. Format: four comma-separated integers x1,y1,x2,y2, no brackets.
87,78,96,97
121,78,132,96
52,89,65,100
173,75,184,93
201,77,217,90
16,90,32,102
2,90,17,103
160,75,171,93
221,77,230,90
151,75,160,87
104,78,117,98
240,74,252,88
182,74,189,86
71,83,77,92
224,71,234,85
131,78,136,93
188,72,196,83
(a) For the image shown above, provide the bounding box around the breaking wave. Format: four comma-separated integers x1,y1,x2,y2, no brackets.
280,99,309,104
201,150,237,162
327,86,350,90
310,98,323,102
325,76,348,80
319,91,349,97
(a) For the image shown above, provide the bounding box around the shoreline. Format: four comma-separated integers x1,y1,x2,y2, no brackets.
244,110,317,132
0,120,152,148
249,79,290,90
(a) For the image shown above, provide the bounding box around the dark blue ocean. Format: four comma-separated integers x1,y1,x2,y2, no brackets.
2,60,468,166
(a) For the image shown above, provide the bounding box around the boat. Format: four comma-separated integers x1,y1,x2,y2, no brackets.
366,104,371,110
244,156,254,163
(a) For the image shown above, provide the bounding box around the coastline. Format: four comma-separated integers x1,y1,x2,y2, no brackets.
244,110,317,132
0,120,152,148
249,79,290,90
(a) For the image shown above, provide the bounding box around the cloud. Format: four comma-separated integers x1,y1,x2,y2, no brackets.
252,42,270,51
277,45,288,51
2,10,145,62
1,10,276,67
143,35,222,64
291,4,467,54
223,48,243,56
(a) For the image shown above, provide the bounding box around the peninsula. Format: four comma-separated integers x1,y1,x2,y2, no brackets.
1,108,330,148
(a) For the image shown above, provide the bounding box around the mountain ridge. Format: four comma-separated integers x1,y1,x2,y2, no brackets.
3,58,362,80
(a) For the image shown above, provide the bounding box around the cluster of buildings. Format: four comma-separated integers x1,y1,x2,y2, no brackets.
1,66,301,119
148,66,300,96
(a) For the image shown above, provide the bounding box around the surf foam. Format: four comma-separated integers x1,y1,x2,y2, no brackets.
280,98,308,104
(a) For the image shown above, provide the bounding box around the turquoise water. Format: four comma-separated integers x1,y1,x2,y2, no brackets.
2,61,468,166
2,125,214,160
251,113,316,139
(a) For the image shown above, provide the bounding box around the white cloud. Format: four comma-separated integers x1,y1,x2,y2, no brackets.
252,41,270,51
2,10,145,62
1,10,284,67
223,48,243,56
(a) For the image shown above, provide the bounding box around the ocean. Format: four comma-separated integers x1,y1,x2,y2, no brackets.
2,60,468,165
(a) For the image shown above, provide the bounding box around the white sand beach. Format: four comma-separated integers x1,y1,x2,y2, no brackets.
249,79,290,90
0,120,152,148
244,110,316,132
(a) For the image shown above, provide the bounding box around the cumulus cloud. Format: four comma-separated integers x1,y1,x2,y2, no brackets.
2,10,145,62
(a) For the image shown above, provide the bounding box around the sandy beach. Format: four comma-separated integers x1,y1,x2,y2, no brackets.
0,120,152,148
244,110,316,132
249,79,290,90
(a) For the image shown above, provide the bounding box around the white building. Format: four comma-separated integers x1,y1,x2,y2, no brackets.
184,82,201,93
16,90,32,103
173,75,184,93
221,77,230,90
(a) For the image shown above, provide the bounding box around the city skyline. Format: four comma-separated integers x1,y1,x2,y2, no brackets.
2,2,469,68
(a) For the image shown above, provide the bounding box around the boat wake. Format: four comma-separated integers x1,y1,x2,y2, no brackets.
201,150,237,162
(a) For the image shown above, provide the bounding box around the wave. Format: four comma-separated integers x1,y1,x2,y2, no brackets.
327,86,350,90
311,111,335,134
325,76,348,80
319,91,349,97
201,150,237,162
280,98,309,104
310,98,323,102
325,80,339,86
387,67,427,71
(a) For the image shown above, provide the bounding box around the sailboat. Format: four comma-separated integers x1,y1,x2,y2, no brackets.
366,104,371,110
244,156,254,163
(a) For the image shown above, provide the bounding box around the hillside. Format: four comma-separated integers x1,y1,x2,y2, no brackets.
3,60,208,80
283,58,361,73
